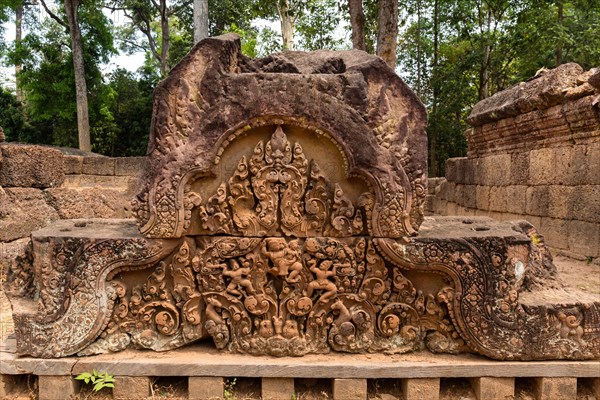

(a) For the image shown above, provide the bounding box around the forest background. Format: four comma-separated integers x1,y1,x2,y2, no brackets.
0,0,598,176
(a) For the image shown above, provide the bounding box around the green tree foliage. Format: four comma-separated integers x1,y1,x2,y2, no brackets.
0,87,28,141
0,0,598,163
396,0,599,176
296,0,346,50
13,1,123,152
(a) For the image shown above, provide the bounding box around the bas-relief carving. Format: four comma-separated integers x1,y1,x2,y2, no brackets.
187,126,367,238
4,35,599,361
88,236,464,357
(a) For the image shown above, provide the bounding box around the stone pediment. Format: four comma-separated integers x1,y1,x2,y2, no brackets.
4,35,599,361
131,34,428,240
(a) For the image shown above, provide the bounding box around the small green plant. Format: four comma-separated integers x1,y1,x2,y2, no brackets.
223,378,237,400
587,256,594,265
75,370,115,393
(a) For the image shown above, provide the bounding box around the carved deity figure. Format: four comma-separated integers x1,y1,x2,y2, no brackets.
261,238,304,282
306,259,338,303
223,259,256,296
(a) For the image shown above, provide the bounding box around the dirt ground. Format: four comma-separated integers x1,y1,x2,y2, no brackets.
0,255,598,400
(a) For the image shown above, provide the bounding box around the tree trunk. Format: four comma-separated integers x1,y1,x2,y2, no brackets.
478,9,492,100
15,1,23,103
193,0,209,44
376,0,398,68
64,0,91,152
348,0,365,51
159,0,170,75
429,0,439,177
278,0,294,50
416,0,421,96
556,1,563,66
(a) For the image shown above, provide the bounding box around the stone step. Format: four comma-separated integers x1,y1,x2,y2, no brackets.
1,340,598,399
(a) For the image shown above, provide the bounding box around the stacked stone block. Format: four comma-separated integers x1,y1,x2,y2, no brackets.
431,64,600,261
0,144,146,276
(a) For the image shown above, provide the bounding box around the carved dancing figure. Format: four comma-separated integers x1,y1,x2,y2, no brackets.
306,259,338,303
261,238,303,282
223,259,256,296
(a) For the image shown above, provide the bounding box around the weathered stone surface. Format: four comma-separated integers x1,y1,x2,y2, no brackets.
5,340,600,378
132,34,427,239
462,185,477,209
401,378,440,400
475,186,490,210
481,154,512,187
589,68,600,89
566,185,600,223
44,187,131,219
427,178,444,193
262,378,295,400
510,152,529,186
467,63,584,126
587,143,600,185
540,217,570,250
526,186,550,217
38,375,78,400
504,186,527,215
533,377,577,400
82,156,115,175
4,219,174,358
0,188,59,241
0,144,64,188
469,377,514,400
333,378,367,400
8,215,600,361
567,220,600,258
529,148,557,186
189,377,223,400
114,157,145,176
488,186,508,212
0,237,30,283
63,155,83,175
445,158,461,183
113,376,150,400
545,186,574,220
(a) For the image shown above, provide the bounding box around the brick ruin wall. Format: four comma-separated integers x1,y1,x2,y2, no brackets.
427,63,600,263
0,144,145,275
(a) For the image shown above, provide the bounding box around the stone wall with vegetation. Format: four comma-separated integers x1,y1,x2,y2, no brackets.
0,143,145,276
428,64,600,263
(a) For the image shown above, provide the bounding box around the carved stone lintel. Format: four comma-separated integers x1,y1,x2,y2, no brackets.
5,220,176,358
7,218,598,360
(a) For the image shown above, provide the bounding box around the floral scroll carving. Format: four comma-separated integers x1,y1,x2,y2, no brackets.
187,126,367,238
89,236,464,357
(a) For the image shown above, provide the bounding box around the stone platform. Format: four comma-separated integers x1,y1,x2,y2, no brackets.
1,338,599,400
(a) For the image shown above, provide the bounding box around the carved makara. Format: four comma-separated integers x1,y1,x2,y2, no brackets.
192,126,366,238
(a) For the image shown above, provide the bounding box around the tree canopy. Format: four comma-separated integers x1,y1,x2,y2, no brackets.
0,0,598,174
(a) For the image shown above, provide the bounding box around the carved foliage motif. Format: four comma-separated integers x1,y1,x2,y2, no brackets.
91,236,463,357
187,126,366,238
8,236,167,358
375,236,600,360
